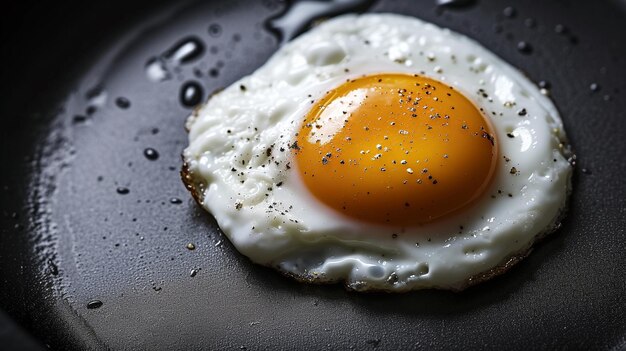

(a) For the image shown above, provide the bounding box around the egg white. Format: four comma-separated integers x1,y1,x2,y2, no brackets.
183,13,572,291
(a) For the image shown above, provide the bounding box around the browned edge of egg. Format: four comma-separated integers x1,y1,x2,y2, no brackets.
181,153,573,293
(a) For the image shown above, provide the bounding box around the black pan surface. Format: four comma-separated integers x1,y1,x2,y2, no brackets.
1,0,625,349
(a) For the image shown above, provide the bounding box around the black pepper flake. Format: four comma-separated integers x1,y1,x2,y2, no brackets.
518,108,527,116
240,84,247,91
321,157,328,165
235,202,243,210
510,167,518,174
506,132,515,138
276,182,283,187
289,141,300,150
482,131,496,145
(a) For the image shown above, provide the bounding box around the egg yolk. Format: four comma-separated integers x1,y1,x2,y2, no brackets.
294,73,498,226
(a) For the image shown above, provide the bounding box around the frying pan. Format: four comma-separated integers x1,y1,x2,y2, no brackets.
1,0,625,349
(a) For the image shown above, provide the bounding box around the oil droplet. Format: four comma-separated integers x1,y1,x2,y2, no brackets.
517,41,532,54
503,6,516,18
186,243,196,250
144,148,159,160
581,168,592,175
117,187,130,195
72,115,88,124
170,197,183,204
208,23,222,37
145,57,171,82
265,0,375,45
115,97,131,109
164,36,205,65
87,300,103,309
589,83,600,92
435,0,476,7
180,81,204,108
190,269,198,277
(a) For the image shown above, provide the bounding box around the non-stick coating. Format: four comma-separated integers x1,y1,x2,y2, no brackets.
1,0,625,350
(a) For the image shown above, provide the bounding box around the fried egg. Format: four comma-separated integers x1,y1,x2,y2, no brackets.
182,14,572,291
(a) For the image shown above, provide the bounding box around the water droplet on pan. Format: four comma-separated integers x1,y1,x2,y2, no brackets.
503,6,516,18
115,97,131,109
265,0,376,45
116,187,130,195
163,36,205,64
435,0,476,7
143,148,159,160
145,57,171,82
208,23,222,37
517,41,532,54
72,115,88,124
180,81,204,107
87,300,103,309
